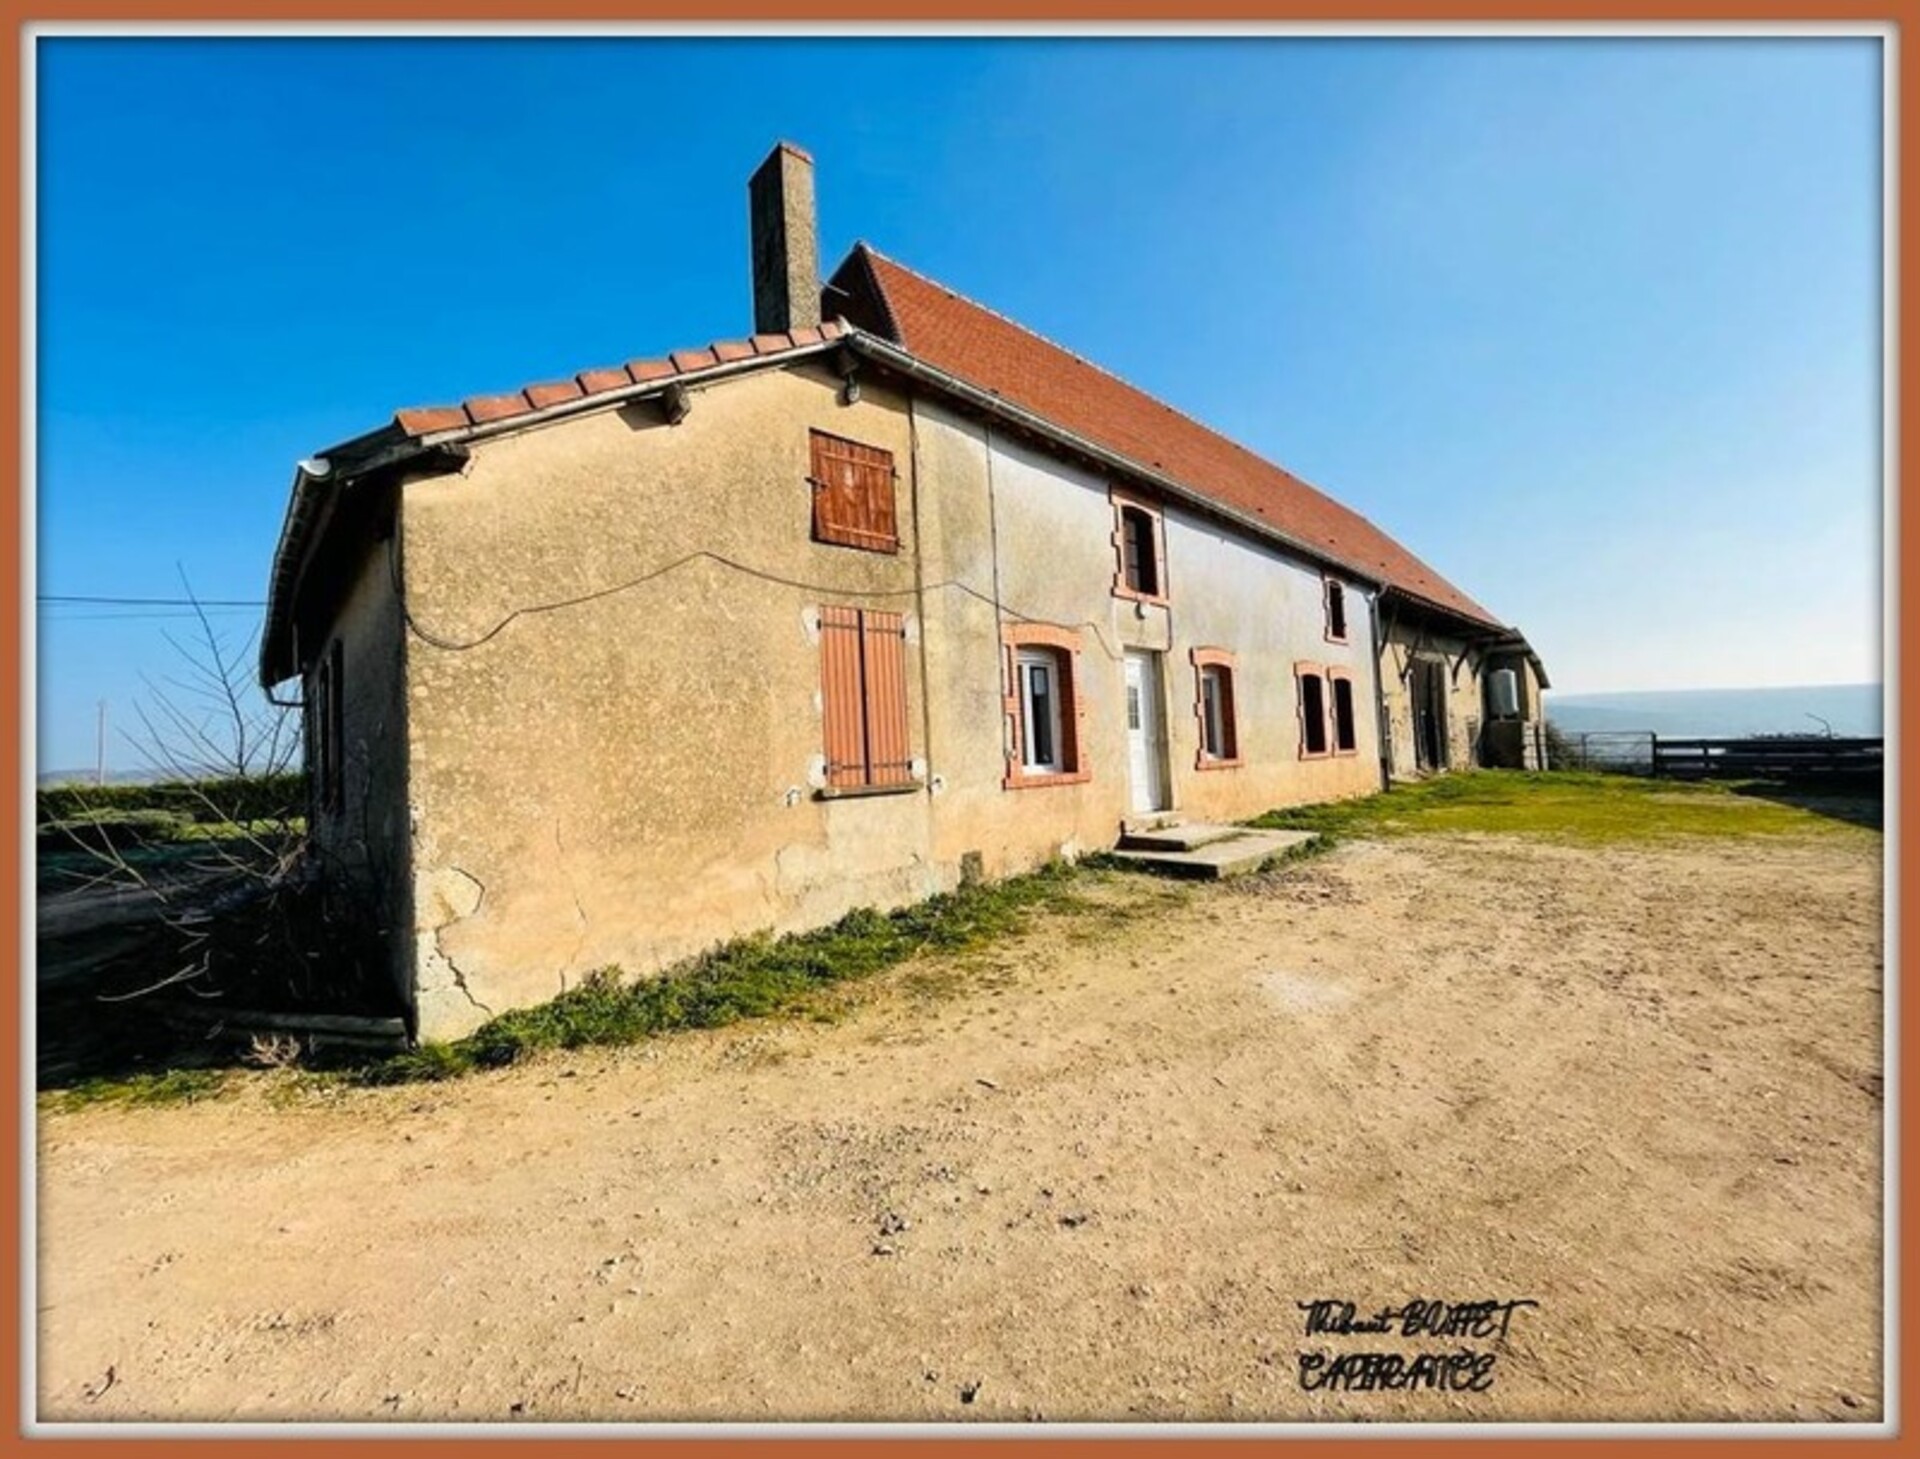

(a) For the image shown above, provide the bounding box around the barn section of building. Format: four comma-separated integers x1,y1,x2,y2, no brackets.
261,143,1548,1040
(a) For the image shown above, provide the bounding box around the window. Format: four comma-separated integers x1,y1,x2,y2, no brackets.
1190,648,1240,768
809,430,898,554
1330,671,1358,753
1324,577,1349,643
818,606,915,792
1002,624,1089,788
310,640,345,815
1018,649,1066,773
1120,507,1158,596
1110,489,1168,604
1298,665,1330,758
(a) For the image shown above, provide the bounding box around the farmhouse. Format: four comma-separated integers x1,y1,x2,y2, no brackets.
261,144,1548,1040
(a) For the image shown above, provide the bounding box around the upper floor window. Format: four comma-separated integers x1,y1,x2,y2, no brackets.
1324,577,1349,643
1110,489,1168,604
809,430,898,554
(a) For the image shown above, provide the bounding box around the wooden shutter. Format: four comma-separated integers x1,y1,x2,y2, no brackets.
859,610,914,786
811,432,898,553
819,606,912,788
819,606,869,787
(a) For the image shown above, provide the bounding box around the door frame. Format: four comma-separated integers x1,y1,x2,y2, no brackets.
1124,648,1172,814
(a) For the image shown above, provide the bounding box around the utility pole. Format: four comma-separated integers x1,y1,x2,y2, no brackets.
95,700,107,786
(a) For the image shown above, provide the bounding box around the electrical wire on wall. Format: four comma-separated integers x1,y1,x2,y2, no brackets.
385,530,1132,664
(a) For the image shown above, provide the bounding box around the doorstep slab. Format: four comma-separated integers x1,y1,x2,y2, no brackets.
1117,821,1248,853
1108,829,1320,879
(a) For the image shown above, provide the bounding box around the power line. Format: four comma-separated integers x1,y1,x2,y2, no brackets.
39,595,266,607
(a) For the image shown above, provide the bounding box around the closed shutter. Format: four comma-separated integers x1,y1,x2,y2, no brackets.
819,605,913,788
860,610,914,786
819,606,869,788
811,432,898,553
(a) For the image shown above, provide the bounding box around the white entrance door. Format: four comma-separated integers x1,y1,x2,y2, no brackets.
1125,650,1169,814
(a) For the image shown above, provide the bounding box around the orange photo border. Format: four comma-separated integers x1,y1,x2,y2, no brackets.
5,9,1906,1455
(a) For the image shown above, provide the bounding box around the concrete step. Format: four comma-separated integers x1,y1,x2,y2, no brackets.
1107,829,1320,880
1117,821,1248,853
1118,810,1185,837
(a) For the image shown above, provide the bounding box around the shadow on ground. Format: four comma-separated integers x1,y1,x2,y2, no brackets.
37,857,406,1091
1730,779,1884,832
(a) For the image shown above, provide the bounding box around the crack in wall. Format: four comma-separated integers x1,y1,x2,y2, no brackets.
421,864,494,1018
552,821,590,996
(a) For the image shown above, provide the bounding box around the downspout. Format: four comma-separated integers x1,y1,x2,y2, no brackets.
906,393,936,798
1368,587,1393,790
983,421,1007,770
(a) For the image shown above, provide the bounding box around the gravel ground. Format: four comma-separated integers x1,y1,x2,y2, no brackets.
36,830,1883,1425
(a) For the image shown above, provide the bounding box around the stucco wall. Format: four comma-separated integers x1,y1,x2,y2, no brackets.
399,362,938,1037
911,402,1381,880
1377,615,1489,780
393,363,1386,1039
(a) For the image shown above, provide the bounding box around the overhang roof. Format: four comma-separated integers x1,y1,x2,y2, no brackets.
828,243,1503,631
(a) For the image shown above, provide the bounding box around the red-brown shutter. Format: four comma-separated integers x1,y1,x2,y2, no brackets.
820,606,913,788
819,606,869,787
811,432,898,553
859,610,913,787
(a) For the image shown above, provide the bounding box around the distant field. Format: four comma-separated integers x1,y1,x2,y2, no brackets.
1546,682,1881,739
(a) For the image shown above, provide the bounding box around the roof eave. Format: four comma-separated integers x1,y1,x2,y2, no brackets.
258,337,850,687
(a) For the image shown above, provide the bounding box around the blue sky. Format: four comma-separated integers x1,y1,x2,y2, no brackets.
36,34,1883,771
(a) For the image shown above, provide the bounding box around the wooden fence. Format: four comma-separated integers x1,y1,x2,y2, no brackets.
1649,736,1883,783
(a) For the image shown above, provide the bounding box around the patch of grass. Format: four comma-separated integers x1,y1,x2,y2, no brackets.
42,1067,230,1112
349,858,1095,1088
1247,770,1877,845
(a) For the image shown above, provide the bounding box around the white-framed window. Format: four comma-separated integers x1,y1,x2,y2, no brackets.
1200,664,1232,760
1017,648,1066,773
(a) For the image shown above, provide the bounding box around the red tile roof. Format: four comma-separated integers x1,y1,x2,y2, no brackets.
831,244,1502,630
389,319,850,439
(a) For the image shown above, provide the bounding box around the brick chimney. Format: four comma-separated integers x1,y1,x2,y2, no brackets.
748,141,821,336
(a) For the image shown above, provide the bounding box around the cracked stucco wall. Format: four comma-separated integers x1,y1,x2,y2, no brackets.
398,362,943,1040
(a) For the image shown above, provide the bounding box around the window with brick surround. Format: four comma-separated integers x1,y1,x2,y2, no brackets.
1324,577,1349,643
1190,647,1241,769
1110,489,1168,604
818,606,915,792
1297,663,1330,758
1330,670,1358,754
1002,624,1090,788
809,430,898,553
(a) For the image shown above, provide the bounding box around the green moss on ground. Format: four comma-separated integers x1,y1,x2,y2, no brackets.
41,1067,231,1112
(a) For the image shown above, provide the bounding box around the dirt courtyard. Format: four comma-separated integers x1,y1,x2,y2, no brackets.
37,829,1883,1424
